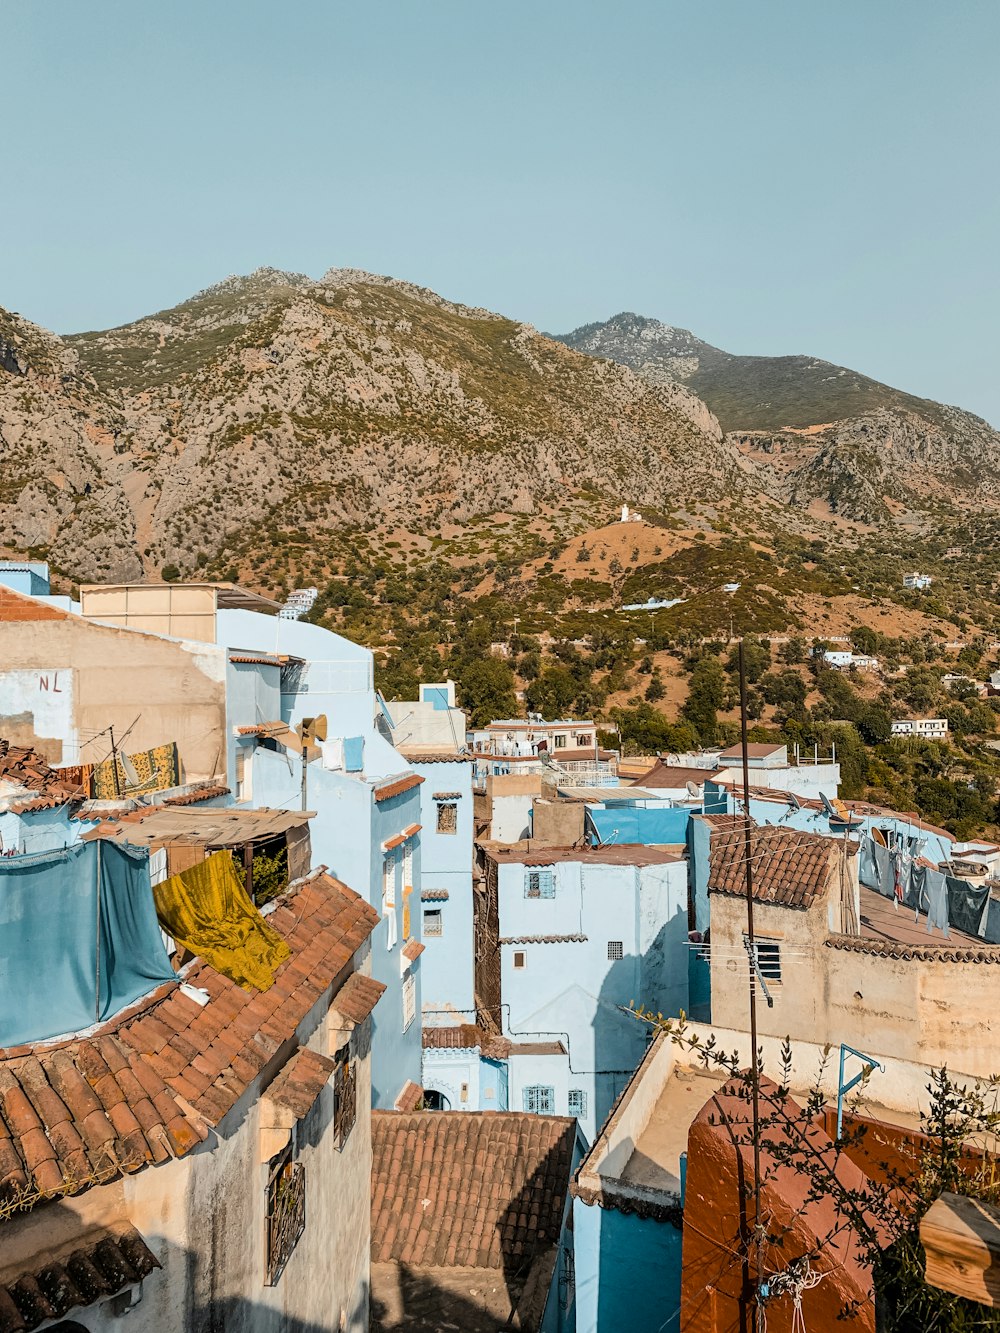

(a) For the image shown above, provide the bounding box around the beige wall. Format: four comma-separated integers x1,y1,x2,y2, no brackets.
710,885,1000,1077
0,615,227,778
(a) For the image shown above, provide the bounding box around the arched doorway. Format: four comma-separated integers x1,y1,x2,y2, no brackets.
423,1089,451,1111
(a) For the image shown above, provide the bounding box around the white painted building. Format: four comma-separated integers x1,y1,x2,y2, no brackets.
891,717,949,738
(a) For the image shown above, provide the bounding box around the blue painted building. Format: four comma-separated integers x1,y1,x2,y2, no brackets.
470,841,690,1143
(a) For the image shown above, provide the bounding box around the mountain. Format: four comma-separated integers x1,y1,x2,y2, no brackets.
1,270,999,634
550,312,1000,522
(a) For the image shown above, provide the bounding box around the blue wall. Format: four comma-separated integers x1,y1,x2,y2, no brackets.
573,1199,682,1333
412,758,474,1013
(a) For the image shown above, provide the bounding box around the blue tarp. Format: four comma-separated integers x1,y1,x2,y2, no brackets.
344,735,365,772
0,840,176,1046
589,806,693,846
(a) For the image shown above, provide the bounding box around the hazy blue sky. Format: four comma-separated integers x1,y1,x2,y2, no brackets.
4,1,998,422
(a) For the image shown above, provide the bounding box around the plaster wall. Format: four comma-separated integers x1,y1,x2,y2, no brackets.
0,616,226,775
413,759,474,1013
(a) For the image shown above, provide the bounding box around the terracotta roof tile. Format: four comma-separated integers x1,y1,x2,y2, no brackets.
371,1111,575,1270
332,972,386,1025
707,818,837,909
422,1025,512,1059
0,739,84,807
160,784,230,806
632,760,722,789
0,873,379,1213
372,773,423,803
0,1226,159,1330
421,889,450,902
393,1081,424,1112
402,940,425,963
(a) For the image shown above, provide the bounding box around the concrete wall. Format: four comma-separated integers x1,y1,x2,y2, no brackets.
0,614,227,774
573,1199,682,1333
386,700,467,749
0,803,83,855
487,774,543,841
413,759,474,1014
4,965,376,1333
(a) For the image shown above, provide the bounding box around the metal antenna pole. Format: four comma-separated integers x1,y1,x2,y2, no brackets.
108,725,122,799
738,639,764,1329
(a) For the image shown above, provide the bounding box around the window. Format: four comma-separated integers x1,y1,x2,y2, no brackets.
554,734,567,749
333,1050,356,1149
568,1088,587,1118
560,1244,576,1310
523,1085,555,1115
235,747,252,803
265,1141,306,1285
607,940,624,961
423,909,443,937
524,868,555,899
746,935,782,982
403,840,413,892
576,734,591,748
513,950,527,969
436,802,458,834
382,852,398,950
402,973,416,1031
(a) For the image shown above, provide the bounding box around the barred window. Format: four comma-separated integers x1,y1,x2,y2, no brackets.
607,940,624,961
525,868,555,899
423,908,443,937
554,734,567,749
568,1088,587,1117
333,1051,356,1149
436,802,458,834
746,934,782,982
523,1085,555,1115
265,1141,305,1285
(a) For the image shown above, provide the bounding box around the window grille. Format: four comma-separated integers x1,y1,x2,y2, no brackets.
554,734,567,748
576,734,590,748
607,940,624,961
265,1142,305,1285
436,802,458,834
560,1245,576,1310
333,1052,356,1149
403,840,413,891
524,868,555,899
423,909,443,937
523,1085,555,1115
745,935,782,982
568,1088,587,1117
402,974,416,1031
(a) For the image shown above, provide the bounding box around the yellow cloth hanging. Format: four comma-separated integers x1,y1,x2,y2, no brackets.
153,850,290,992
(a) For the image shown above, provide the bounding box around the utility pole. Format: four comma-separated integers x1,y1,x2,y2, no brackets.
738,639,765,1331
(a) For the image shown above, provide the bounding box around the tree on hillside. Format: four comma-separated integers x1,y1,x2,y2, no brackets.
682,658,726,744
725,638,771,683
456,658,519,729
525,666,579,719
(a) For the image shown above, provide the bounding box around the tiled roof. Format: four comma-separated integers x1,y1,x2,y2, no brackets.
719,743,785,759
394,1081,424,1112
264,1048,335,1122
160,783,230,806
371,1111,576,1268
500,934,587,945
827,935,1000,963
0,874,379,1212
422,1025,511,1059
633,761,721,789
397,749,473,764
0,740,83,807
402,940,425,963
228,654,282,666
331,972,386,1025
707,819,836,909
0,587,69,622
372,773,424,803
478,841,683,867
0,1226,160,1331
421,889,449,902
431,790,463,800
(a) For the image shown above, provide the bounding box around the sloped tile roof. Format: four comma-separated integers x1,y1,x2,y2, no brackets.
402,940,425,962
0,1226,159,1331
264,1047,335,1122
633,760,721,789
160,783,230,806
421,889,449,902
393,1081,424,1112
0,740,84,807
707,819,836,909
422,1025,511,1059
371,1111,575,1269
372,773,423,803
332,972,387,1025
0,874,378,1213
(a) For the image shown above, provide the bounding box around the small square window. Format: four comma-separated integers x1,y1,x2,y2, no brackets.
436,802,458,835
525,868,555,899
554,734,567,748
576,734,591,748
513,950,527,969
423,909,443,937
568,1088,587,1117
607,940,624,961
523,1085,555,1114
746,935,782,982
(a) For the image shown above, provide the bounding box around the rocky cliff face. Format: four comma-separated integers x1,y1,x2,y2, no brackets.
1,275,997,590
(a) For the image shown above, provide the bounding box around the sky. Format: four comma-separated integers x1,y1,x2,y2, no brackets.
4,1,998,423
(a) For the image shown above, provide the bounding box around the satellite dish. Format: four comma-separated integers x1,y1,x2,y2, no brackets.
820,792,838,818
787,792,802,811
686,781,703,798
120,751,141,790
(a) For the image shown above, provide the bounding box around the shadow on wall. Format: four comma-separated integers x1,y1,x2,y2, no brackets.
591,916,688,1132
